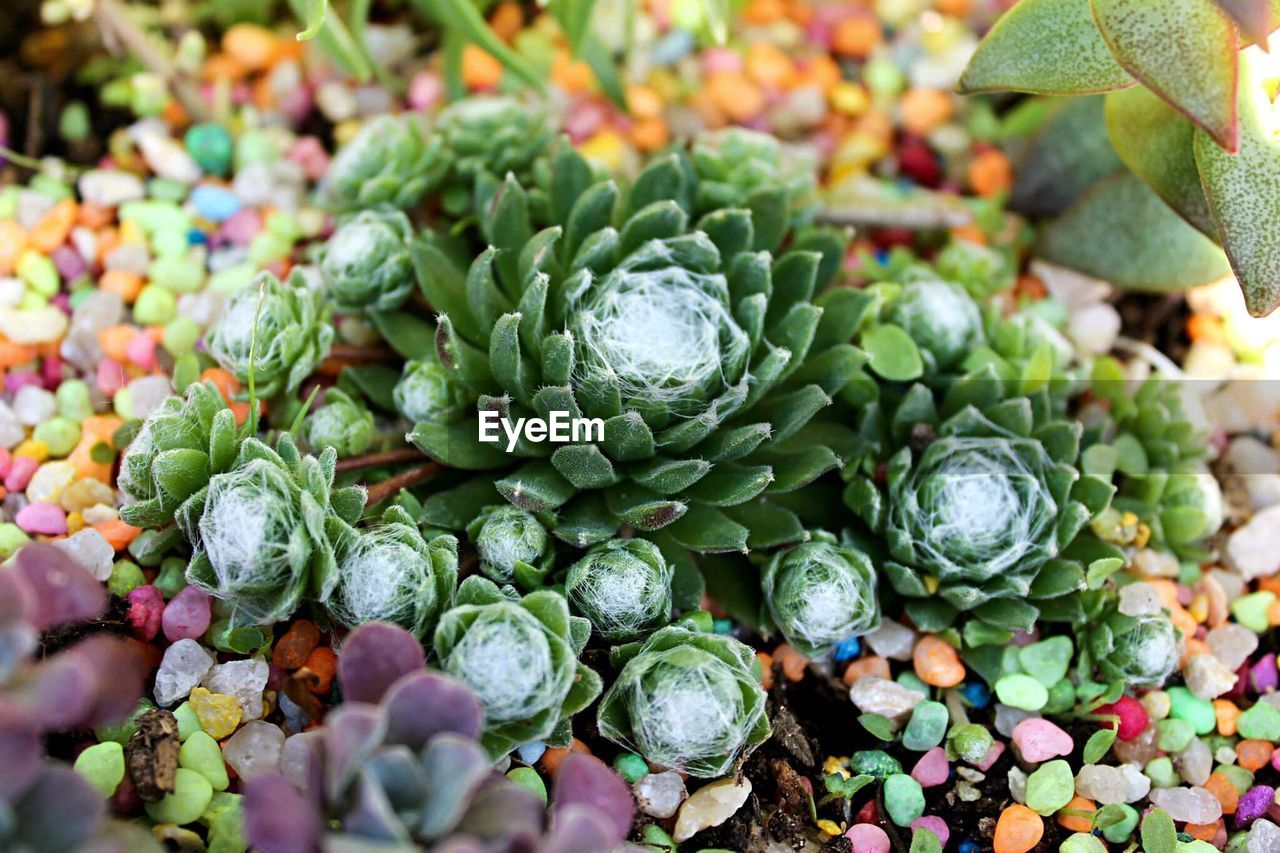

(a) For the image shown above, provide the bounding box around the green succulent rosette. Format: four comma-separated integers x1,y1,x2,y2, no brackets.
176,434,366,627
324,113,448,212
760,531,880,658
564,537,673,642
433,576,601,757
410,140,861,558
465,504,554,587
434,96,556,217
207,270,334,401
598,625,770,778
688,127,818,238
325,506,458,638
1078,597,1182,688
393,355,473,424
118,381,240,528
320,207,417,313
301,388,375,458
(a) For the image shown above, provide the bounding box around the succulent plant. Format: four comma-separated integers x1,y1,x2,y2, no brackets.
466,504,555,587
301,387,375,458
242,622,634,853
433,577,601,757
118,381,239,529
689,127,818,240
959,0,1280,315
564,537,673,642
176,434,366,627
411,139,861,557
598,625,770,778
760,532,880,658
393,354,473,424
319,207,417,313
207,270,335,401
1078,597,1182,688
434,95,557,217
323,113,448,213
326,506,458,638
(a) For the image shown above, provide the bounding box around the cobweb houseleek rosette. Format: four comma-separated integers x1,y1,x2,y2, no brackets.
1077,598,1182,689
433,576,601,758
466,503,555,587
319,207,417,314
434,96,556,218
206,269,334,401
597,625,770,778
323,112,448,213
760,532,880,659
175,434,366,627
301,388,374,458
409,141,862,556
564,537,674,642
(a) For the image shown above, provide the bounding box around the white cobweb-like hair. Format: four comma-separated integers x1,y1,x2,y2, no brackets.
328,527,436,634
569,263,749,419
116,417,155,501
474,507,545,583
565,548,672,641
767,544,878,654
891,279,981,365
1119,615,1180,684
442,606,568,724
304,405,366,453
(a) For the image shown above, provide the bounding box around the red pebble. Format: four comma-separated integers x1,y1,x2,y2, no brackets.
125,584,164,642
897,136,942,186
856,798,880,824
1096,695,1148,741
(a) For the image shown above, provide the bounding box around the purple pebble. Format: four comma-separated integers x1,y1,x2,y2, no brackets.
1251,654,1278,693
1236,785,1275,828
162,586,212,642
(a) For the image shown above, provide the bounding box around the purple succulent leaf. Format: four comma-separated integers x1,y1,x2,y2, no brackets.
544,805,628,853
552,754,634,842
17,652,95,729
322,703,388,803
72,636,148,726
243,771,326,853
343,767,414,844
0,619,37,686
431,840,491,853
338,622,426,704
362,745,427,811
0,703,41,801
10,764,106,851
383,670,484,749
11,543,105,631
453,777,546,842
416,733,492,840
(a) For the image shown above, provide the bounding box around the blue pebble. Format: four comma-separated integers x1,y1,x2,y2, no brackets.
833,636,861,662
651,30,695,66
187,228,207,245
959,840,978,853
191,184,243,223
515,742,546,765
712,618,734,635
961,681,991,709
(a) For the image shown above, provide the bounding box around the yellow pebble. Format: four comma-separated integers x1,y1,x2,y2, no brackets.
13,439,49,462
189,687,242,739
578,131,626,173
66,512,85,534
816,819,843,837
830,82,869,116
119,219,147,246
1189,594,1209,623
333,120,363,147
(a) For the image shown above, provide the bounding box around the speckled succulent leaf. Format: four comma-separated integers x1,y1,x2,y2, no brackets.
1011,96,1126,218
958,0,1135,95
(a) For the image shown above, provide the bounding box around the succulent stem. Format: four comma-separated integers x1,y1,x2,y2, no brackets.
334,448,424,473
364,463,443,506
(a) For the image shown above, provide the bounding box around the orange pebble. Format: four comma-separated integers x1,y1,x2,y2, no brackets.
200,367,240,402
462,44,504,90
1185,821,1222,842
833,16,883,59
935,0,970,15
272,620,321,669
1236,739,1274,771
93,519,142,552
842,655,891,686
0,220,28,275
626,84,664,120
744,0,787,23
1204,772,1239,815
538,738,591,776
1214,699,1241,736
773,643,808,682
222,24,279,72
29,199,76,253
800,55,841,92
631,117,671,152
913,635,965,688
968,149,1013,198
745,41,797,89
707,72,765,123
202,53,247,82
993,804,1043,853
0,338,39,369
551,51,594,93
76,202,113,230
1187,313,1229,347
1056,796,1096,833
98,324,136,363
1266,597,1280,626
488,2,523,41
757,652,775,690
302,646,338,695
100,269,145,303
900,88,953,136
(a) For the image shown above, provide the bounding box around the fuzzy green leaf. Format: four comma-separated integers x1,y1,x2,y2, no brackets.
668,505,750,553
862,323,924,381
370,310,436,361
1012,96,1125,217
1140,808,1177,853
408,420,509,469
1083,726,1117,763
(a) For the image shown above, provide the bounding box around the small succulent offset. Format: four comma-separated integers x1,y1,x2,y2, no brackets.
434,95,557,217
206,270,335,401
117,380,238,529
319,207,417,313
760,532,880,658
176,434,366,627
467,504,555,587
326,507,458,639
323,113,448,213
242,623,634,853
598,625,770,778
301,387,375,458
1078,597,1182,688
689,127,818,238
564,537,674,642
392,354,473,424
412,139,861,556
433,577,601,757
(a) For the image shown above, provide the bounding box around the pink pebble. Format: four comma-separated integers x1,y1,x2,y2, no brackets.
5,455,38,492
1270,748,1280,772
1012,718,1074,763
220,209,263,246
0,447,10,478
975,740,1005,772
910,816,949,848
97,358,127,396
15,502,68,535
910,746,950,788
702,47,743,75
843,823,890,853
288,136,331,182
126,585,164,642
407,71,444,113
162,585,212,642
125,332,156,369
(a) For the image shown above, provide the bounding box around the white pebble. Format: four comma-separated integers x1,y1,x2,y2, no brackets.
49,529,115,581
223,720,285,779
634,770,687,818
673,778,751,843
78,169,146,207
12,385,56,426
154,639,215,707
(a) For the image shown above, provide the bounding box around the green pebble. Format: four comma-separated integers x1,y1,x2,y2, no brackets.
851,750,902,779
0,186,18,218
882,773,924,827
174,702,201,742
179,731,230,791
107,559,145,597
613,752,649,783
19,290,46,310
265,211,300,240
1044,678,1076,715
0,523,32,558
145,767,214,825
206,793,246,853
151,226,189,258
134,284,178,325
94,699,154,746
1025,759,1075,816
33,417,81,457
56,379,93,422
995,673,1049,711
947,723,993,765
999,646,1022,677
1156,718,1196,753
185,123,234,176
1145,756,1179,788
248,232,292,266
1218,764,1253,795
18,251,59,297
155,558,189,599
120,200,188,233
903,700,948,751
149,253,206,293
1102,803,1139,843
1237,701,1280,740
506,766,547,804
896,672,929,696
68,285,96,311
1060,833,1108,853
208,263,256,295
1018,636,1073,688
73,741,125,797
864,57,905,96
164,317,201,356
1178,841,1219,853
1226,830,1250,853
1167,687,1217,734
235,129,280,169
29,174,71,201
1231,591,1275,633
58,101,90,142
148,177,189,203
